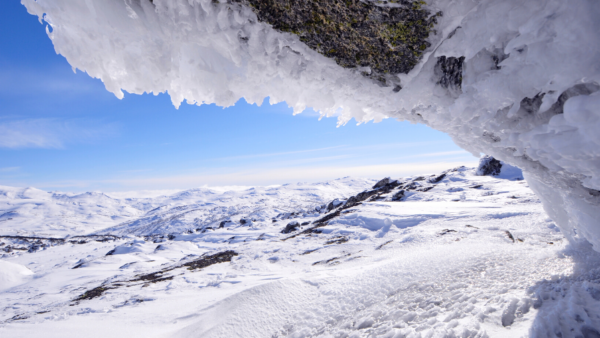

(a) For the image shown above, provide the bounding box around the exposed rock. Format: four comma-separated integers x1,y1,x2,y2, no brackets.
73,286,114,301
325,236,349,245
327,199,344,212
434,56,465,94
0,235,119,256
73,250,239,304
375,240,393,250
544,82,600,116
232,0,440,86
505,230,515,243
428,173,446,184
403,182,419,190
281,221,300,234
391,189,405,201
301,248,320,255
476,156,502,176
372,177,391,189
182,251,238,271
313,209,342,225
71,259,86,269
519,93,545,115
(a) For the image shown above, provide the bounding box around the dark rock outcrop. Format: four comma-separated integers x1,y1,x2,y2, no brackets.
281,221,300,234
434,56,465,93
1,235,120,255
73,250,238,303
428,173,446,184
326,199,344,212
476,155,502,176
544,82,600,116
391,189,405,201
232,0,440,87
372,177,391,189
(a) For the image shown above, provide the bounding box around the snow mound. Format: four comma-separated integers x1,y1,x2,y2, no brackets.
0,260,34,292
20,0,600,251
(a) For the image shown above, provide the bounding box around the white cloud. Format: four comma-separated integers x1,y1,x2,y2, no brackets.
0,118,117,149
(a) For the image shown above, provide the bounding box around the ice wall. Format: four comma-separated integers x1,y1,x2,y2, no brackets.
21,0,600,250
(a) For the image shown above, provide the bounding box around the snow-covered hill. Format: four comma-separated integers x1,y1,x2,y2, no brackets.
0,177,374,237
2,166,598,337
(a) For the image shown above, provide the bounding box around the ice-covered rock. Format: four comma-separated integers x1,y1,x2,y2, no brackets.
20,0,600,251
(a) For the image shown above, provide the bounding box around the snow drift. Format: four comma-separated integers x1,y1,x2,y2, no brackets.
20,0,600,251
0,260,34,292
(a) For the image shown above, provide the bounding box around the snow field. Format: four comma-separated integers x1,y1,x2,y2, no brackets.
2,168,598,337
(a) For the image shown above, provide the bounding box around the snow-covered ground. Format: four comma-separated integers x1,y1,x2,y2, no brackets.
1,166,599,337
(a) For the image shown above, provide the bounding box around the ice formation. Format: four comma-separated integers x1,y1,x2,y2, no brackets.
21,0,600,251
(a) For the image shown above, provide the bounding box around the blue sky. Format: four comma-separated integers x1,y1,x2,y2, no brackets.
0,1,477,192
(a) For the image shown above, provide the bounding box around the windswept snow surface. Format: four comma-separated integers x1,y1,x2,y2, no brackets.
20,0,600,252
0,177,373,237
2,167,600,337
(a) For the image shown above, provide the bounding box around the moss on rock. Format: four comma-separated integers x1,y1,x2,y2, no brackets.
232,0,440,87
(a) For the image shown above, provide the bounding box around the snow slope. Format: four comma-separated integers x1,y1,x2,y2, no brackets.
2,167,598,337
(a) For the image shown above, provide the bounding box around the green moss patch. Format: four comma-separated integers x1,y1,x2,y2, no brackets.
233,0,440,87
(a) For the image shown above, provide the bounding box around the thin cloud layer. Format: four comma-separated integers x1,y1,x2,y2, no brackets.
104,160,478,190
0,118,117,149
